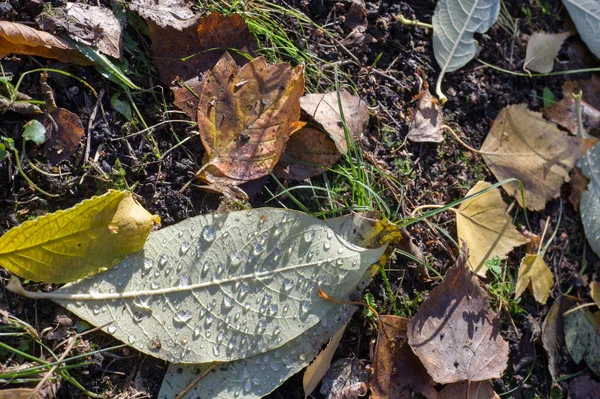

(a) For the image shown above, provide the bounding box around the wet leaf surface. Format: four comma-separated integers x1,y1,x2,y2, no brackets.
407,248,509,384
576,142,600,257
456,181,529,276
370,315,437,399
197,53,305,185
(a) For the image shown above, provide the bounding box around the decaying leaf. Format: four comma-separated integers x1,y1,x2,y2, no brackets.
524,32,569,74
370,315,437,399
0,190,159,283
197,53,305,185
36,2,123,59
303,321,350,398
564,307,600,376
0,21,91,65
274,127,341,180
5,209,388,363
543,76,600,136
569,168,590,211
149,12,257,85
173,76,202,122
0,388,41,399
407,88,444,143
577,142,600,257
456,181,529,276
515,254,554,304
41,107,85,165
542,295,580,382
591,281,600,307
407,247,509,384
481,104,593,210
158,305,357,399
300,90,369,154
438,381,499,399
320,358,368,399
128,0,200,30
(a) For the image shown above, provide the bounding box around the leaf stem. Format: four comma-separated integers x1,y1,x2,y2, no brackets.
12,149,59,198
394,14,433,29
441,125,482,154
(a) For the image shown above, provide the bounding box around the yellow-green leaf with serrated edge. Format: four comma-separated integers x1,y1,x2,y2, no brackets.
456,181,530,276
515,254,554,304
0,190,160,283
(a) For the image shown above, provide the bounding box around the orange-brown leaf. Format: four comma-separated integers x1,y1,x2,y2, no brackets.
0,21,90,65
197,53,305,185
41,108,85,165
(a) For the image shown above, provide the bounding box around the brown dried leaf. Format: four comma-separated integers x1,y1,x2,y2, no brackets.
42,108,84,165
149,12,257,85
481,104,593,210
456,181,529,276
438,381,499,399
0,388,41,399
407,246,509,384
173,76,202,122
569,168,590,211
407,88,444,143
515,254,554,304
542,295,580,382
300,91,369,154
0,21,91,65
274,127,341,180
319,358,368,399
197,53,305,185
370,315,438,399
544,76,600,136
524,32,570,74
37,3,122,59
128,0,199,30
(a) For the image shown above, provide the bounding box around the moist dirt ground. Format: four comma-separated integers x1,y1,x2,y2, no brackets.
0,0,598,398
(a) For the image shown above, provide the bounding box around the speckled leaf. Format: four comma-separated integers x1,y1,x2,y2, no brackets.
0,190,159,283
562,0,600,58
51,209,386,364
577,142,600,257
158,305,356,399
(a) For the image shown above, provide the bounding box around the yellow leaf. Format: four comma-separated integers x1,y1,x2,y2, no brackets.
481,104,594,210
0,190,160,283
591,281,600,308
515,254,554,304
456,181,529,276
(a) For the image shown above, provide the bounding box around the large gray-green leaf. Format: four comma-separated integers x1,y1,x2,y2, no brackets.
53,209,386,363
432,0,500,102
577,142,600,256
562,0,600,58
158,305,356,399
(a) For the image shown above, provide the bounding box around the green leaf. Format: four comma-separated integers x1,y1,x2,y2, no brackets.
110,93,132,121
542,87,555,108
157,305,356,399
22,119,46,145
577,142,600,257
562,0,600,58
564,308,600,376
0,143,6,162
0,190,159,283
47,209,386,364
432,0,500,102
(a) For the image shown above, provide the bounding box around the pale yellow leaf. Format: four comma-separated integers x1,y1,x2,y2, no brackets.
524,32,569,74
0,190,160,283
515,254,554,303
456,181,529,276
591,281,600,308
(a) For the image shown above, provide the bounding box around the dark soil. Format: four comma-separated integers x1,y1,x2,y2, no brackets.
1,0,598,398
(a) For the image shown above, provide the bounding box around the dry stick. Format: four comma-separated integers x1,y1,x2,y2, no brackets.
174,362,219,399
84,89,105,165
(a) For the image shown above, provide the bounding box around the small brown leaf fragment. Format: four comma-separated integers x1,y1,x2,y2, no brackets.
303,321,349,398
0,21,91,65
370,315,438,399
481,104,593,210
407,245,509,384
173,76,202,122
274,127,341,180
542,295,580,382
319,358,368,399
524,32,570,74
300,91,369,154
128,0,199,30
569,168,590,211
544,76,600,136
36,3,123,59
42,108,85,165
197,53,305,185
438,380,499,399
148,12,257,85
515,254,554,304
456,181,529,276
407,88,444,143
